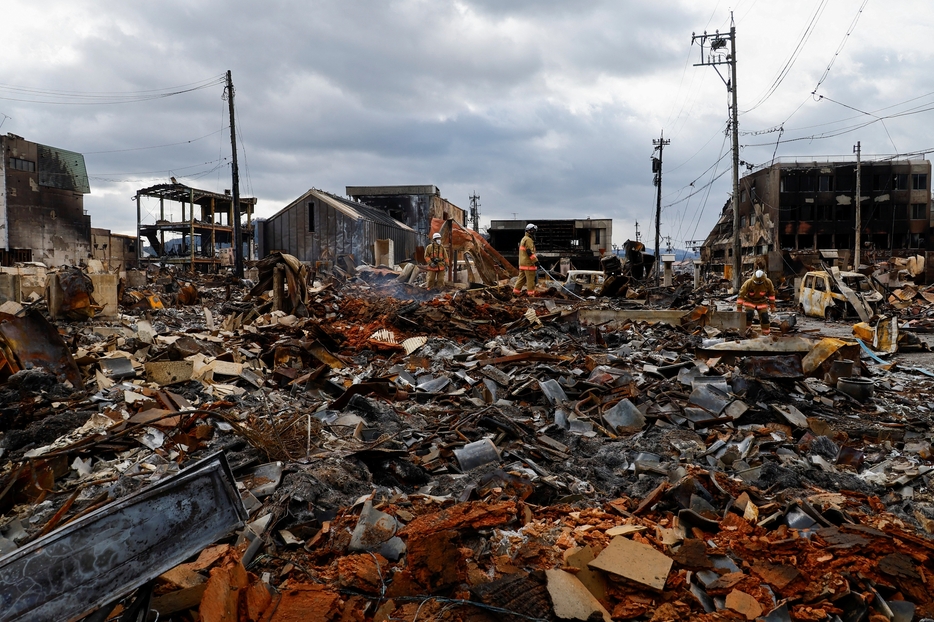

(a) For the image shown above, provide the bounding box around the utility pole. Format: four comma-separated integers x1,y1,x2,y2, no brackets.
652,130,670,287
469,192,481,231
225,70,244,279
665,236,673,253
853,141,861,269
693,14,741,290
634,221,641,242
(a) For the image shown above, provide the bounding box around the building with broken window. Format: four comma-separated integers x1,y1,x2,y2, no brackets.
345,185,466,245
487,218,612,271
0,133,92,267
257,188,416,268
701,157,933,278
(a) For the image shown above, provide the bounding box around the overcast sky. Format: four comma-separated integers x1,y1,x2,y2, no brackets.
4,0,932,253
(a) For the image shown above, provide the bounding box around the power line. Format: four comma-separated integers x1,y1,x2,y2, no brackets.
0,74,226,105
812,0,870,97
83,127,228,154
742,0,828,114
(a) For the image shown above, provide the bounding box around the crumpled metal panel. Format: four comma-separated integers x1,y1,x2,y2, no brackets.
0,310,82,386
0,452,246,622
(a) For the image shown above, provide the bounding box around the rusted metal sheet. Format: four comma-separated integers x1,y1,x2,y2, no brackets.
57,268,96,319
739,355,804,379
0,452,246,622
0,310,82,386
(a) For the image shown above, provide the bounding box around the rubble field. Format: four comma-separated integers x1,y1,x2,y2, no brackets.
3,260,934,622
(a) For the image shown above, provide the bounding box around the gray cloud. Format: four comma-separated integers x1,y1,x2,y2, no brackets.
3,0,934,248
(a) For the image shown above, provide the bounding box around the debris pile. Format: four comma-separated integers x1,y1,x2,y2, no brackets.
2,262,934,621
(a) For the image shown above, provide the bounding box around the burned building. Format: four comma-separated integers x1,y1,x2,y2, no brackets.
0,133,92,266
701,157,933,278
487,218,612,271
135,182,256,272
90,228,138,273
345,185,466,245
258,188,416,267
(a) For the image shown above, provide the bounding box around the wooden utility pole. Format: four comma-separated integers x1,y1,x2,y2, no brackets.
693,14,741,290
854,141,861,269
226,70,244,278
652,131,670,287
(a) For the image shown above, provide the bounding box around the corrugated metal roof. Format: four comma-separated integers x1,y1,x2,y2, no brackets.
270,188,414,232
37,144,90,194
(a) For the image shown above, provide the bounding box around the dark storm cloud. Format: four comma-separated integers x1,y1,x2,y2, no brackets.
4,0,934,247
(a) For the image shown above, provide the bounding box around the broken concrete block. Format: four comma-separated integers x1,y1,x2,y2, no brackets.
588,536,672,591
145,360,194,385
545,568,612,622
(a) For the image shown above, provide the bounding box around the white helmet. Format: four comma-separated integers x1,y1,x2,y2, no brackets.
526,223,537,232
754,269,765,280
432,232,442,241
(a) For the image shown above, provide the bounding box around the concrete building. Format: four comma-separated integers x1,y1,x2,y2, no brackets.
258,188,416,267
0,133,92,266
701,157,933,278
345,185,466,245
487,218,612,271
91,228,138,273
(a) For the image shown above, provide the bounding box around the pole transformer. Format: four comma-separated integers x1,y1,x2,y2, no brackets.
226,70,244,279
692,15,741,290
652,130,670,287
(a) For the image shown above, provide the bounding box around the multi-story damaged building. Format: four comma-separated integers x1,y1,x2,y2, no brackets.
701,157,932,278
0,133,92,266
345,185,466,245
135,182,256,272
487,219,612,271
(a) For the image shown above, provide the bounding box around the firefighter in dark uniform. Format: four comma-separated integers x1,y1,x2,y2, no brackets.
736,269,776,335
424,232,449,290
514,223,539,296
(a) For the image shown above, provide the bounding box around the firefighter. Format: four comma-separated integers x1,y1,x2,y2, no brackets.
514,223,539,296
424,232,449,290
736,269,776,335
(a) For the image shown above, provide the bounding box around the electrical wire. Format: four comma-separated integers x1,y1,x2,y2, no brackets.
0,74,226,105
82,128,227,154
812,0,870,97
742,0,828,114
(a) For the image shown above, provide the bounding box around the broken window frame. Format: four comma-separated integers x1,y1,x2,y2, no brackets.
911,203,926,220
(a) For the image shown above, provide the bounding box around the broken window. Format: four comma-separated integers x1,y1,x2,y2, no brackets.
819,175,832,192
911,203,927,220
872,174,888,191
895,204,909,220
893,173,909,190
910,232,926,248
307,202,315,232
798,205,813,220
913,173,928,190
9,157,35,172
594,229,601,244
813,276,826,292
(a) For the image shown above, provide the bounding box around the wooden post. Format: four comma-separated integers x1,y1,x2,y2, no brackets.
273,264,284,312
